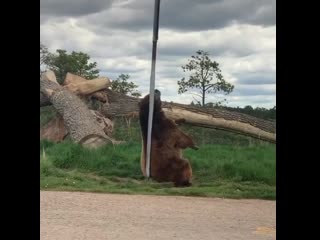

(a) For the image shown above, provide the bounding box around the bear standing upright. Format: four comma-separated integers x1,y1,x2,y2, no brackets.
138,89,198,187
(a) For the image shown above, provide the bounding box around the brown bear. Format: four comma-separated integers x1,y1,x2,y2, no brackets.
138,89,198,187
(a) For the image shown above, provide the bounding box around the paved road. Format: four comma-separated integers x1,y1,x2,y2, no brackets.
40,191,276,240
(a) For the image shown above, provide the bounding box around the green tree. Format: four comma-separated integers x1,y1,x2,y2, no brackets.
40,43,53,75
40,43,48,66
244,105,254,112
178,50,234,107
221,105,276,120
46,49,99,84
269,106,276,120
111,74,141,97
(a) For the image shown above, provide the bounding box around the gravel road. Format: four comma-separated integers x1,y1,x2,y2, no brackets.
40,191,276,240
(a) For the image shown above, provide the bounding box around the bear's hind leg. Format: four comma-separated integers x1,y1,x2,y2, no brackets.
172,159,192,187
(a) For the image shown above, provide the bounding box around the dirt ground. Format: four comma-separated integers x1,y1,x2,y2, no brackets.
40,191,276,240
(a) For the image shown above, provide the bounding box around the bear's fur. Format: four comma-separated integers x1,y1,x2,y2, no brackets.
139,89,198,187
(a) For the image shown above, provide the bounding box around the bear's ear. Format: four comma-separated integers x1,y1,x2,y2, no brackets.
154,89,161,98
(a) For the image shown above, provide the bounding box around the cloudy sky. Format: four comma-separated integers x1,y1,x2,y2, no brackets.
40,0,276,108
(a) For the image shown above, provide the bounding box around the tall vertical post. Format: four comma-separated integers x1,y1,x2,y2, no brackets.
146,0,161,178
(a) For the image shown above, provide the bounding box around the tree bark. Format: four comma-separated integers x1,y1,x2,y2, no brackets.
40,115,67,142
162,105,276,143
40,71,115,148
63,73,111,98
202,85,205,107
102,90,276,143
40,73,110,106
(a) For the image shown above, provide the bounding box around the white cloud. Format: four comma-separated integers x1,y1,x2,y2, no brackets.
40,1,276,109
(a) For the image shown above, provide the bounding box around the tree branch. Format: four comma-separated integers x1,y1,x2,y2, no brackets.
205,83,218,92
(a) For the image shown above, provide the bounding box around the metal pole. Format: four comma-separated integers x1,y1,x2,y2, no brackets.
146,0,161,178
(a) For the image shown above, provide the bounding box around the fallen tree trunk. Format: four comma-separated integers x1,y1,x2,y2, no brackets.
40,73,110,107
63,73,110,98
40,71,115,148
40,110,114,143
163,105,276,143
90,110,114,136
40,115,67,142
102,90,276,143
40,75,276,143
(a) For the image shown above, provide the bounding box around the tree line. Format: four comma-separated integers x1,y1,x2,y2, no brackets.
215,105,276,121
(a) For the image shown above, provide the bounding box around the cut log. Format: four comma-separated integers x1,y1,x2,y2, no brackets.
101,89,140,119
64,78,111,95
90,110,114,136
42,70,58,83
40,115,68,142
40,71,115,148
90,91,108,103
163,105,276,143
64,73,109,102
40,72,110,106
39,72,276,143
102,90,276,143
63,72,86,85
40,111,114,143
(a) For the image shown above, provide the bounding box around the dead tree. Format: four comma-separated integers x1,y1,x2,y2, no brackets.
40,72,276,145
40,71,117,148
102,90,276,143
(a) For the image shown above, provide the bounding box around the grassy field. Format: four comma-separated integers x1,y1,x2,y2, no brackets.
40,108,276,200
40,139,276,200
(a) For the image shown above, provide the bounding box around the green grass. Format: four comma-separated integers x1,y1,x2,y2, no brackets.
40,139,276,200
